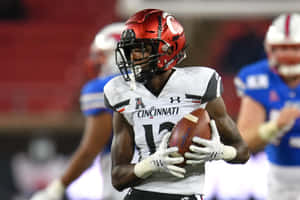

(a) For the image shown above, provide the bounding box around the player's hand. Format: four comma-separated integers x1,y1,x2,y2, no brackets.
184,120,225,164
276,106,300,130
134,132,186,179
30,180,65,200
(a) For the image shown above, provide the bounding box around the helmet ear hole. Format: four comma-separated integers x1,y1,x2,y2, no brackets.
161,44,173,55
167,46,173,55
161,44,169,52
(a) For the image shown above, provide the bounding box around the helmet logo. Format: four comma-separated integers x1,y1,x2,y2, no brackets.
166,16,183,34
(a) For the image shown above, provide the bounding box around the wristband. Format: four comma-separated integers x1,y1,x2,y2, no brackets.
133,157,154,179
46,179,65,196
222,145,237,161
258,121,279,142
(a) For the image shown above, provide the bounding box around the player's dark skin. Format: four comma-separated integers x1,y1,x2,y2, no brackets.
110,46,250,191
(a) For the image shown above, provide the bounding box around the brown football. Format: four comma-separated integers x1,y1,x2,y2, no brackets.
168,108,211,165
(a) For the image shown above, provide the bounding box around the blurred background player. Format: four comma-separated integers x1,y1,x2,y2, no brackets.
30,22,126,200
235,13,300,200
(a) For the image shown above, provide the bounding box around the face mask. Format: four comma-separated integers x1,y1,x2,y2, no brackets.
99,52,119,77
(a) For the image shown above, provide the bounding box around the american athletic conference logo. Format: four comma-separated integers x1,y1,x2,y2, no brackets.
135,97,145,109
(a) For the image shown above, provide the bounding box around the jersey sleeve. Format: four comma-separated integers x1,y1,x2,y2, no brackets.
180,67,224,104
104,94,112,110
104,76,134,125
103,76,131,112
202,71,224,103
80,79,112,116
234,61,270,107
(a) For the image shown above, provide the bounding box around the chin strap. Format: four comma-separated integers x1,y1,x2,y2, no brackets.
129,73,136,91
160,49,186,71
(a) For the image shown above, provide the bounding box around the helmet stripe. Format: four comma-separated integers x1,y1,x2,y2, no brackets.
285,14,291,38
157,15,162,39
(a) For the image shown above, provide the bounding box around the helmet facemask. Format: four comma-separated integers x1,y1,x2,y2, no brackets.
267,44,300,77
89,49,119,78
116,29,171,84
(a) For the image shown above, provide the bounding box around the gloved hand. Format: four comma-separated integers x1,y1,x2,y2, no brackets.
134,132,186,179
30,179,65,200
185,120,237,165
259,106,300,142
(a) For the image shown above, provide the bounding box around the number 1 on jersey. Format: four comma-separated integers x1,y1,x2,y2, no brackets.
143,122,175,154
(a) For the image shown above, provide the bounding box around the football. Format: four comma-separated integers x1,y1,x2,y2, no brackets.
168,108,211,165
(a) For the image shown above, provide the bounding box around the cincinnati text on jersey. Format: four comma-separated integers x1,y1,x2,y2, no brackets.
135,106,179,118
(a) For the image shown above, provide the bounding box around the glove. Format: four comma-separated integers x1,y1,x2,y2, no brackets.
134,132,186,179
185,120,237,165
30,179,65,200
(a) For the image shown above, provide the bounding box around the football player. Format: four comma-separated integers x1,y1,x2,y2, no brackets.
104,9,250,200
30,22,127,200
235,13,300,200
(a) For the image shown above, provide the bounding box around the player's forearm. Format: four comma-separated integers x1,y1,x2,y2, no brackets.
226,141,250,164
217,116,250,163
248,134,268,153
111,164,143,191
61,149,98,186
239,128,267,153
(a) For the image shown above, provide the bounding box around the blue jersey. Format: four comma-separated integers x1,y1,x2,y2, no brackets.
80,74,117,154
235,59,300,166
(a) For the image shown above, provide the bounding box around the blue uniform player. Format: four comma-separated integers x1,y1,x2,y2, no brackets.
65,74,119,200
30,22,126,200
235,14,300,200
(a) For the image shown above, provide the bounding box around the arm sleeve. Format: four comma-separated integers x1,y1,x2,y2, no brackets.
80,81,112,116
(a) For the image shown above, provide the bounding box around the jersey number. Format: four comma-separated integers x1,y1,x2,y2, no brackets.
143,122,175,154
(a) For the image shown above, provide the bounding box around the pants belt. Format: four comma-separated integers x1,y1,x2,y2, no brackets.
124,188,204,200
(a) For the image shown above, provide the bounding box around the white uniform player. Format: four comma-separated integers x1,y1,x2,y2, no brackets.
105,67,221,195
103,9,250,200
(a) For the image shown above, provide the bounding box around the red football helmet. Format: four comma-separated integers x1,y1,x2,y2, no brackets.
86,22,125,78
265,13,300,77
115,9,186,83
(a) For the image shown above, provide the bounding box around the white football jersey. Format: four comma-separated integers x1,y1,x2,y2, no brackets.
104,67,223,195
